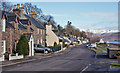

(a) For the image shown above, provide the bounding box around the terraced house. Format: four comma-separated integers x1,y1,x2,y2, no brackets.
13,4,45,46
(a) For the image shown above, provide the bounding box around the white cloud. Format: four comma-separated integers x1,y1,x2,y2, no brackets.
41,13,65,17
7,0,119,2
81,12,117,18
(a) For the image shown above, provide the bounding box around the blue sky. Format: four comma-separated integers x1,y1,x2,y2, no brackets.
13,2,118,30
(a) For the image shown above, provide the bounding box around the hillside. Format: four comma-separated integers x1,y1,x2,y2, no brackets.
100,32,120,42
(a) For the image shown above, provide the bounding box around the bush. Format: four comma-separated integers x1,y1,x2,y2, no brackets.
16,35,29,56
45,42,47,47
63,42,66,47
54,42,57,47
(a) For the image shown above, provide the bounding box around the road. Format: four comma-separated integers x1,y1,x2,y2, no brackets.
2,45,96,72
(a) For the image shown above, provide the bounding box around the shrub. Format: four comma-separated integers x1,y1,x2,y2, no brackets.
54,42,57,47
63,42,66,47
16,35,29,56
45,42,47,47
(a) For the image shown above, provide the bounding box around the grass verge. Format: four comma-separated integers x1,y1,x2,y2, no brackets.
90,47,103,53
110,63,120,66
97,45,107,51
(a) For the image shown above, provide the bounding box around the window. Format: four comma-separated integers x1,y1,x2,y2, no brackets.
41,29,42,35
1,40,6,54
37,40,39,44
37,29,39,34
37,44,44,48
41,36,42,44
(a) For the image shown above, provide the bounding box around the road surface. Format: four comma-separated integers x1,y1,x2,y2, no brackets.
2,45,96,71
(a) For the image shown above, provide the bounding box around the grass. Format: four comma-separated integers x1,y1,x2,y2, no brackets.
93,49,103,53
90,47,103,53
110,63,120,66
97,45,107,51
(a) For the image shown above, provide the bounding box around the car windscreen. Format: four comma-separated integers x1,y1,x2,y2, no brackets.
37,44,44,48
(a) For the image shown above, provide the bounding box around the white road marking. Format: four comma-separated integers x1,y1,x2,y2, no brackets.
80,64,92,73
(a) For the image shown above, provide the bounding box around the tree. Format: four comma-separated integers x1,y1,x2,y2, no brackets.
23,3,42,16
2,2,13,12
16,35,29,56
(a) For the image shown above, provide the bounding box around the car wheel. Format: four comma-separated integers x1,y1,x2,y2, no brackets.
44,50,48,54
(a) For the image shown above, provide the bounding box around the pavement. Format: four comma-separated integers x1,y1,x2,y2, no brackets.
2,44,120,72
2,46,69,67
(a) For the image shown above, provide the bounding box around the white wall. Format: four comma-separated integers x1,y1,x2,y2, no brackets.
2,19,6,32
46,24,59,46
0,40,6,61
29,35,34,56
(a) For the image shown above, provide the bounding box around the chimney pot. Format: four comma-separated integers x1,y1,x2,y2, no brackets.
17,4,20,9
21,4,23,8
32,11,33,14
34,11,36,14
14,5,16,9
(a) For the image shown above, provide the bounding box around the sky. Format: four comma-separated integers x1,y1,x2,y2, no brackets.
12,2,118,31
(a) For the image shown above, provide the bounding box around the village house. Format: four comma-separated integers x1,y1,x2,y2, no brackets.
13,4,46,46
24,13,45,46
1,10,34,59
46,21,59,46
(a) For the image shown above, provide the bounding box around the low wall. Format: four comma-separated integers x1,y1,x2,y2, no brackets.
0,55,4,61
9,53,24,60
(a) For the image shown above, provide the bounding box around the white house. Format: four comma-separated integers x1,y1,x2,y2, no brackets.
99,39,104,43
46,24,59,46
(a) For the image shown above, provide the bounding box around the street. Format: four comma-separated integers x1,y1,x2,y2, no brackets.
2,45,96,71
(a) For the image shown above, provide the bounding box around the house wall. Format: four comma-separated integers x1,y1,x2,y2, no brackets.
0,23,2,57
30,23,39,44
30,23,45,45
2,26,28,54
46,24,59,46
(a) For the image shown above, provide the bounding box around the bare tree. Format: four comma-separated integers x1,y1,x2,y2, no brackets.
2,2,13,12
23,3,42,15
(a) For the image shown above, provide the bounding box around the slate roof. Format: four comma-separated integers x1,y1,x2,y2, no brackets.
5,12,17,22
23,33,32,40
18,22,27,30
24,14,45,29
20,19,29,25
6,21,15,29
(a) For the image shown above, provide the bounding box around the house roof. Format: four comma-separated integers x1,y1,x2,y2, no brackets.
18,22,27,30
24,14,45,29
6,21,15,29
23,33,32,40
5,12,17,22
20,19,29,25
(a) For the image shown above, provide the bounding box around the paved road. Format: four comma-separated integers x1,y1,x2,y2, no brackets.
2,45,96,71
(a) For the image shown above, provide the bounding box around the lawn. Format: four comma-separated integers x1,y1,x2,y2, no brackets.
90,47,103,53
110,63,120,66
97,44,107,51
93,49,103,53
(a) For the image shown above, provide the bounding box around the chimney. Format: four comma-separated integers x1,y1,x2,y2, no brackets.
32,11,33,14
27,21,31,33
14,5,16,9
21,4,23,8
31,11,37,19
34,11,36,14
17,4,20,9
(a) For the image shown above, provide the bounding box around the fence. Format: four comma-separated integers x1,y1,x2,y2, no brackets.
52,46,61,52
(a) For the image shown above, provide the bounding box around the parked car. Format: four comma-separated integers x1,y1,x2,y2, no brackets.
86,44,96,48
86,44,90,47
34,44,52,54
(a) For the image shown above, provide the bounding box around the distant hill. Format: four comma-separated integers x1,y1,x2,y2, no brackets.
100,32,120,42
